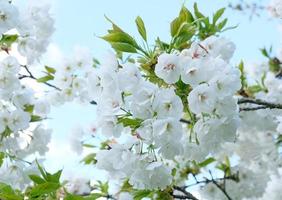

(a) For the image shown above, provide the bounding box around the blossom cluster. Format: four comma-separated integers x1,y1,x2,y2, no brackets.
48,46,94,105
93,36,242,190
0,0,53,188
1,1,282,199
268,0,282,18
201,46,282,200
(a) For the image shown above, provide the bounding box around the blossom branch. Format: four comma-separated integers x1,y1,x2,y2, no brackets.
208,171,233,200
175,172,239,200
89,101,192,124
173,186,199,200
19,65,62,91
172,194,197,199
238,97,282,111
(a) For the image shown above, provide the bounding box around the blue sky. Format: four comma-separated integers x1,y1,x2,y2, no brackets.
51,0,279,62
16,0,281,180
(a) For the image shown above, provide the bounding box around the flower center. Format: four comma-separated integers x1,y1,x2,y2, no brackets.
187,68,197,75
198,93,207,102
164,63,176,71
0,13,7,21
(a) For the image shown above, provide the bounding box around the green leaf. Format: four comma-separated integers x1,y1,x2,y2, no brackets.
0,34,18,48
217,18,228,30
0,152,5,167
36,160,48,180
0,183,14,194
117,117,143,129
247,85,263,94
135,16,147,41
111,42,137,53
170,6,193,37
45,169,62,183
155,37,170,51
65,194,85,200
28,174,45,184
1,128,12,140
238,60,247,89
105,15,124,32
30,115,42,122
102,32,137,47
170,17,182,37
276,134,282,145
155,191,173,200
81,153,97,165
213,8,225,24
0,183,22,200
37,75,54,83
133,190,153,200
82,144,95,148
45,66,56,74
260,48,269,58
193,3,205,19
97,181,109,194
198,157,216,167
0,194,22,200
87,193,105,199
120,180,132,192
24,105,34,114
29,182,60,198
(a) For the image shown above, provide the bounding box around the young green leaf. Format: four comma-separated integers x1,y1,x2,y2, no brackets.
111,42,137,53
37,75,54,83
44,66,56,74
81,153,97,165
28,174,46,184
29,182,60,198
0,34,18,48
193,3,205,19
198,157,216,167
213,8,225,24
102,32,137,47
0,152,5,167
30,115,42,122
135,16,147,41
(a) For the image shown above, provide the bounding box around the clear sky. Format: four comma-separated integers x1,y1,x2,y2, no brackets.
15,0,281,182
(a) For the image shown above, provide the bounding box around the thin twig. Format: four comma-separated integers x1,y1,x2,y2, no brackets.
208,171,233,200
172,194,195,199
20,65,62,91
180,118,191,124
238,98,282,111
239,106,268,111
89,101,192,124
173,186,199,200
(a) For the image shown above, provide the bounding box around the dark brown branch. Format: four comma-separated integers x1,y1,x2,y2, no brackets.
89,101,192,125
185,174,238,189
173,186,199,200
239,106,268,112
19,65,62,91
208,171,233,200
238,98,282,111
180,118,191,124
172,194,195,199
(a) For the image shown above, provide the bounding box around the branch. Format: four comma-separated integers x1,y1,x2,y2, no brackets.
172,194,195,199
239,106,268,111
185,176,235,188
180,118,191,124
173,186,199,200
89,101,192,125
19,65,62,91
208,171,233,200
238,98,282,111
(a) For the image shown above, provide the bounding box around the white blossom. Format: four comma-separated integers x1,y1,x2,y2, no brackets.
188,83,216,114
155,53,181,84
